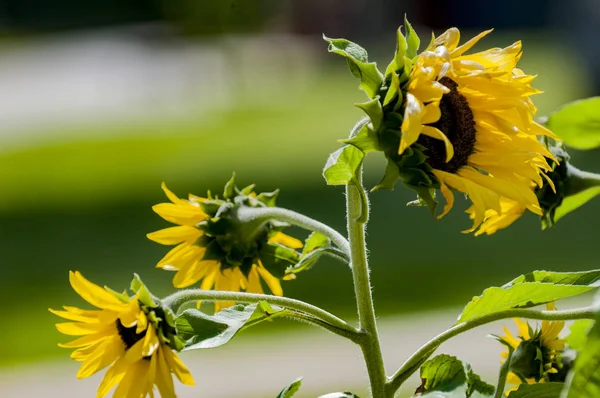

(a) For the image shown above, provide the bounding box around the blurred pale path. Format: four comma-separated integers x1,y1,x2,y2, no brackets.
0,308,505,398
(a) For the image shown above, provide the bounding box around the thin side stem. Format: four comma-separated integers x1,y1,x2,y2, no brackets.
347,173,387,397
385,305,598,395
283,312,366,344
494,345,514,398
162,289,358,336
236,206,351,257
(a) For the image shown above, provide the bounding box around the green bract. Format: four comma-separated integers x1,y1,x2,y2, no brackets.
195,173,301,279
323,19,440,212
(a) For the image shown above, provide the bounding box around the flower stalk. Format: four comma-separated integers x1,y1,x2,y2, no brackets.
385,305,598,395
345,122,388,397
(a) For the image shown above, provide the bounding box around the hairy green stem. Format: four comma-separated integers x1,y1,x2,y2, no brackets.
347,170,387,397
385,305,598,395
236,206,351,257
162,289,358,336
494,344,515,398
566,164,600,195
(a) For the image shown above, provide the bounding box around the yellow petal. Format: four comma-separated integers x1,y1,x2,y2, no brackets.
147,226,202,246
452,29,494,57
164,348,195,386
268,232,303,249
257,263,283,296
421,126,454,162
69,271,126,311
76,335,123,379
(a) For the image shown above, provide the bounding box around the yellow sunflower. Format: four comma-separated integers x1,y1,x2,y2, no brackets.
148,182,303,312
50,271,194,398
499,302,566,392
398,28,557,234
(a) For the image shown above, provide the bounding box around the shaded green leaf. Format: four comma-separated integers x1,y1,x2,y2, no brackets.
323,35,384,98
546,97,600,150
567,319,594,352
323,145,364,186
419,355,467,393
507,382,564,397
554,186,600,223
286,232,339,275
457,270,600,324
177,302,288,351
562,315,600,398
277,378,303,398
466,364,495,397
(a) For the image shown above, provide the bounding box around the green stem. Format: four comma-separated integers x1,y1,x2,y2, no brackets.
236,206,351,257
385,305,597,395
162,289,359,336
566,164,600,195
494,344,515,398
347,170,387,397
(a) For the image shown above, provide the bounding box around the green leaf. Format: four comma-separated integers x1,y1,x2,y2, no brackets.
404,16,421,59
567,319,594,352
277,378,303,398
457,270,600,324
259,242,301,278
466,364,495,397
419,354,467,393
554,186,600,223
318,393,361,398
323,35,384,98
562,315,600,398
323,145,365,186
177,302,288,351
285,232,337,275
546,97,600,150
507,382,564,397
341,122,380,153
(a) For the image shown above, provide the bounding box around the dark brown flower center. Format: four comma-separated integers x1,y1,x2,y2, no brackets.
116,319,146,349
418,77,476,173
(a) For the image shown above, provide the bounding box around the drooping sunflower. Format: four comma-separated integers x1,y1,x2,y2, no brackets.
397,28,558,234
148,179,303,311
499,302,566,392
50,271,194,398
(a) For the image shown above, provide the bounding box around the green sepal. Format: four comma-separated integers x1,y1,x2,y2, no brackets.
239,183,256,196
406,186,437,215
276,378,303,398
404,16,421,60
198,199,227,217
105,287,130,304
341,122,380,153
323,145,365,186
323,35,384,98
257,189,280,207
383,71,402,109
545,97,600,150
176,302,288,351
371,159,401,191
354,96,384,131
258,242,301,278
507,383,565,397
398,167,433,187
385,27,408,77
130,274,157,308
456,270,600,324
223,172,236,200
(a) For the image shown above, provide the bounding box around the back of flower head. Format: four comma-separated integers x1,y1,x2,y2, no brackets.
147,173,304,311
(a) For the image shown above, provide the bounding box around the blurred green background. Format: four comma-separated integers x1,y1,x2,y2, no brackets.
2,0,600,396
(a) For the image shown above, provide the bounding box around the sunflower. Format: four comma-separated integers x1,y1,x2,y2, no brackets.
148,180,303,312
499,302,566,392
50,271,194,398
